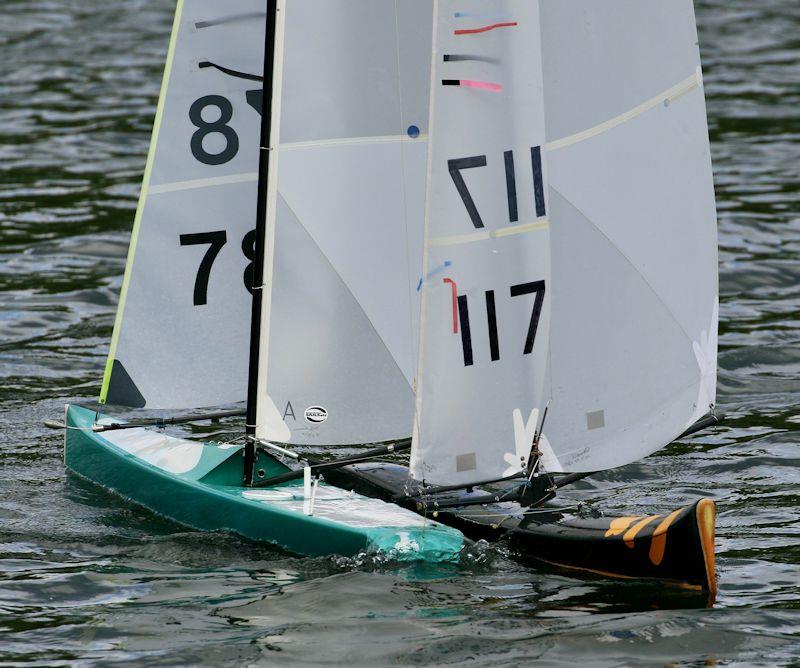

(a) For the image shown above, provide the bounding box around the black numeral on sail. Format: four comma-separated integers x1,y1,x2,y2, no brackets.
242,229,257,294
448,156,488,228
504,150,518,223
180,231,228,306
455,281,546,366
530,147,546,218
449,148,546,227
510,280,546,355
181,229,259,305
245,89,263,115
485,290,501,361
457,295,474,366
189,95,239,165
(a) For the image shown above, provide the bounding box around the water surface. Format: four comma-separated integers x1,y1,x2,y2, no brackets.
1,1,799,665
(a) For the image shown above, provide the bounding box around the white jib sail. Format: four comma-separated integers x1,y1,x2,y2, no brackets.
412,0,719,484
100,0,266,409
410,1,552,484
254,1,433,444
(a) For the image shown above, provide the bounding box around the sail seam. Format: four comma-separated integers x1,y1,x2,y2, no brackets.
429,219,549,247
148,136,431,195
280,134,427,151
149,172,259,194
545,70,701,152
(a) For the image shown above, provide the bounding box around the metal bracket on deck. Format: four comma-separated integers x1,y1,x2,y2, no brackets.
518,471,557,507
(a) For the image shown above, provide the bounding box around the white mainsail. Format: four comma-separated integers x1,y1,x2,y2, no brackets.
100,0,266,409
411,0,718,484
253,1,433,444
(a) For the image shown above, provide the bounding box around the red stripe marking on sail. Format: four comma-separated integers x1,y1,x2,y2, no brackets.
454,22,518,36
443,278,459,333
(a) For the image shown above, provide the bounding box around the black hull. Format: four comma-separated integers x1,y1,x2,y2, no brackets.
325,463,717,595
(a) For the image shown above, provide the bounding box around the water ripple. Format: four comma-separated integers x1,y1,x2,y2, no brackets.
1,0,799,664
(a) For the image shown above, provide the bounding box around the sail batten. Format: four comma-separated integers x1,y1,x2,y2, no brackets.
545,70,702,153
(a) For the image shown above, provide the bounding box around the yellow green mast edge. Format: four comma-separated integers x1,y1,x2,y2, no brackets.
100,0,185,403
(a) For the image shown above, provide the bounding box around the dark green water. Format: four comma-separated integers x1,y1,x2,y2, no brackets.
2,1,799,665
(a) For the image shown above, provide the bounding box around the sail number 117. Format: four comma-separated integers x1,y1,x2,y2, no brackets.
456,280,545,367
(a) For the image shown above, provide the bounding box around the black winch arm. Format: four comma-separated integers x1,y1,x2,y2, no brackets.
44,408,246,432
397,467,568,504
252,440,412,488
416,472,557,511
394,471,526,502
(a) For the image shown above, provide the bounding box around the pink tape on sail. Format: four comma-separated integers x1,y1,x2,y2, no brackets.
460,79,502,92
441,79,502,92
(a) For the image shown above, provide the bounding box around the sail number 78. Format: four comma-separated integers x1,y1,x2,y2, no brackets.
179,229,257,306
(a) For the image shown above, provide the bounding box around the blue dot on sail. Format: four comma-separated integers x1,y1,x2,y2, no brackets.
407,125,420,139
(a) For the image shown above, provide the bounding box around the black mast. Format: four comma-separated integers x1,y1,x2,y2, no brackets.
244,0,280,485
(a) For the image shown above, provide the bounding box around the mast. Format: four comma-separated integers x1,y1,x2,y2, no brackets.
245,0,283,484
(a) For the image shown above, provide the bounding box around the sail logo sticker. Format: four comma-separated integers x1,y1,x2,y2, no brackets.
304,406,328,423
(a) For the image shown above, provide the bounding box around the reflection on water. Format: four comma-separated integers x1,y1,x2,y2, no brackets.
1,0,799,664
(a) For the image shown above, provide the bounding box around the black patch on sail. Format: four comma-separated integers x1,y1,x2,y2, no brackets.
105,360,146,408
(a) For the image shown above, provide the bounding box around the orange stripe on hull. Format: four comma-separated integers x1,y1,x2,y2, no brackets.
604,516,641,538
648,508,684,565
623,515,661,548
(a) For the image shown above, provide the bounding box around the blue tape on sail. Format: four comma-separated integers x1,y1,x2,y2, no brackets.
417,261,453,292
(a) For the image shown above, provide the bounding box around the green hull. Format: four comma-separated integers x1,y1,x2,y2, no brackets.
64,405,463,561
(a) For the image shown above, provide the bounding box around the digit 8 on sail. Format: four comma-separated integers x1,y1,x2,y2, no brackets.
189,95,239,165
